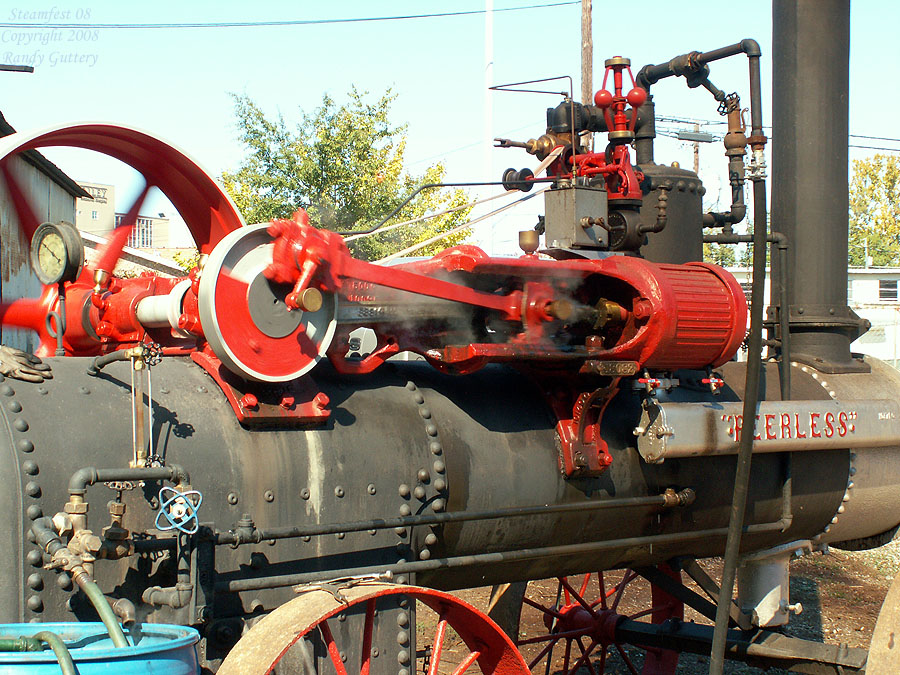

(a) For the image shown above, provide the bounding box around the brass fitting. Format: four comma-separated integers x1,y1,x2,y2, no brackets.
71,529,103,556
64,499,88,533
525,134,563,160
593,299,628,330
92,269,110,295
102,500,129,541
518,230,539,256
723,107,747,158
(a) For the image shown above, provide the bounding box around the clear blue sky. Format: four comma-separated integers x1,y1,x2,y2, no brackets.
1,1,897,252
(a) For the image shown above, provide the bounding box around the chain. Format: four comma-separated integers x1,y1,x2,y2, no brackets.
142,341,162,367
104,480,137,492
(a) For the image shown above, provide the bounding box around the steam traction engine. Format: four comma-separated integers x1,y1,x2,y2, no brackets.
0,2,897,672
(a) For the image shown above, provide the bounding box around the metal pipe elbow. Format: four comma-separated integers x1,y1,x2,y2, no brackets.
107,596,136,626
142,582,193,609
741,39,762,58
67,468,98,496
31,517,65,556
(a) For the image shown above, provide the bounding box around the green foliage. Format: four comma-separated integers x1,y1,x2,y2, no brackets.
172,249,201,272
702,242,736,267
733,220,771,268
221,89,472,261
848,154,900,267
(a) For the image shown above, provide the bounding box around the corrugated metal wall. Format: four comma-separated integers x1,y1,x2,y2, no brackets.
0,156,76,351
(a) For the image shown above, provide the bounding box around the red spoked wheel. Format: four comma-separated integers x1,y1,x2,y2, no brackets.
219,582,529,675
518,568,683,675
0,123,245,355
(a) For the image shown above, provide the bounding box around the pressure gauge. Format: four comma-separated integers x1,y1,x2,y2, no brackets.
30,221,84,285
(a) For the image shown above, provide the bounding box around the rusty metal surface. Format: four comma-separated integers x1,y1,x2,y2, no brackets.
218,582,529,675
868,572,900,673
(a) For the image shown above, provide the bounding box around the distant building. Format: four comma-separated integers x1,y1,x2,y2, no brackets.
114,212,171,249
729,267,900,368
77,181,173,250
75,182,116,235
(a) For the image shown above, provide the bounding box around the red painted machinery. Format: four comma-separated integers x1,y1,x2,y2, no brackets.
0,4,897,673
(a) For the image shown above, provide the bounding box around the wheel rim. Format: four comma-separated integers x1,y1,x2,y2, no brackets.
218,582,530,675
518,569,682,675
0,123,244,255
0,123,245,352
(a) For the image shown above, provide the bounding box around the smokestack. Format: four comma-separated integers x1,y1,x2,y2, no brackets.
771,0,867,372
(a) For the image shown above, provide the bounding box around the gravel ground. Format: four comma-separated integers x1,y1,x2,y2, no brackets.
432,540,900,673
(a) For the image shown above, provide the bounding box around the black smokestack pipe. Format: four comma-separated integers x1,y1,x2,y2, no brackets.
771,0,866,373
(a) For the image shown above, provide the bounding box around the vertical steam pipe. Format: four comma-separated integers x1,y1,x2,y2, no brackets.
771,0,858,371
709,37,769,675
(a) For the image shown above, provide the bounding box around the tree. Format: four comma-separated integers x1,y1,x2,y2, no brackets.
848,154,900,267
703,242,736,267
220,89,472,261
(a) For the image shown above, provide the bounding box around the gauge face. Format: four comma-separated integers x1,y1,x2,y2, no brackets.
37,232,66,280
30,221,84,285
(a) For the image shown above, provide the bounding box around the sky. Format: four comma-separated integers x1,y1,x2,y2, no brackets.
0,1,897,254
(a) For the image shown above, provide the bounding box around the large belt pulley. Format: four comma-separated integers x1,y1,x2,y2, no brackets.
197,224,337,382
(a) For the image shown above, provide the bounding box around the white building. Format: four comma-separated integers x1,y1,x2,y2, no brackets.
728,267,900,368
114,212,171,249
75,182,116,236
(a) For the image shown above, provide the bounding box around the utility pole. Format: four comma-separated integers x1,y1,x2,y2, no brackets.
693,123,700,174
581,0,592,149
676,125,714,175
581,0,592,104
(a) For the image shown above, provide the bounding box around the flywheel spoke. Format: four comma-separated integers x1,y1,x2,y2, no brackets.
527,636,558,670
449,649,481,675
575,638,599,675
614,642,640,675
578,573,591,597
597,571,608,610
559,577,600,618
428,616,448,675
522,596,562,618
317,619,349,675
519,568,683,675
359,599,375,675
611,570,638,611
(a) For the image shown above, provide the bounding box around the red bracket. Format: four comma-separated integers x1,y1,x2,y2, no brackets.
191,350,330,427
550,379,621,477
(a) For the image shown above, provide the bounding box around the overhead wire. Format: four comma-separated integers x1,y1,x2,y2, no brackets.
0,2,580,30
376,188,548,263
658,116,900,146
345,190,518,242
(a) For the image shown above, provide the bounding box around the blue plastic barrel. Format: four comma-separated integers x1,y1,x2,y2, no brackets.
0,623,199,674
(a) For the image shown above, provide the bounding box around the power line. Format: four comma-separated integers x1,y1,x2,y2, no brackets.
849,135,900,143
662,116,900,145
0,2,579,30
849,144,900,152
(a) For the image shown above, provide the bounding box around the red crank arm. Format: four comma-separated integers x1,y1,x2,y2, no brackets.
336,256,523,321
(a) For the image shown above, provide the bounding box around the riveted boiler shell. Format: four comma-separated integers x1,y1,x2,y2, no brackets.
0,356,849,627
